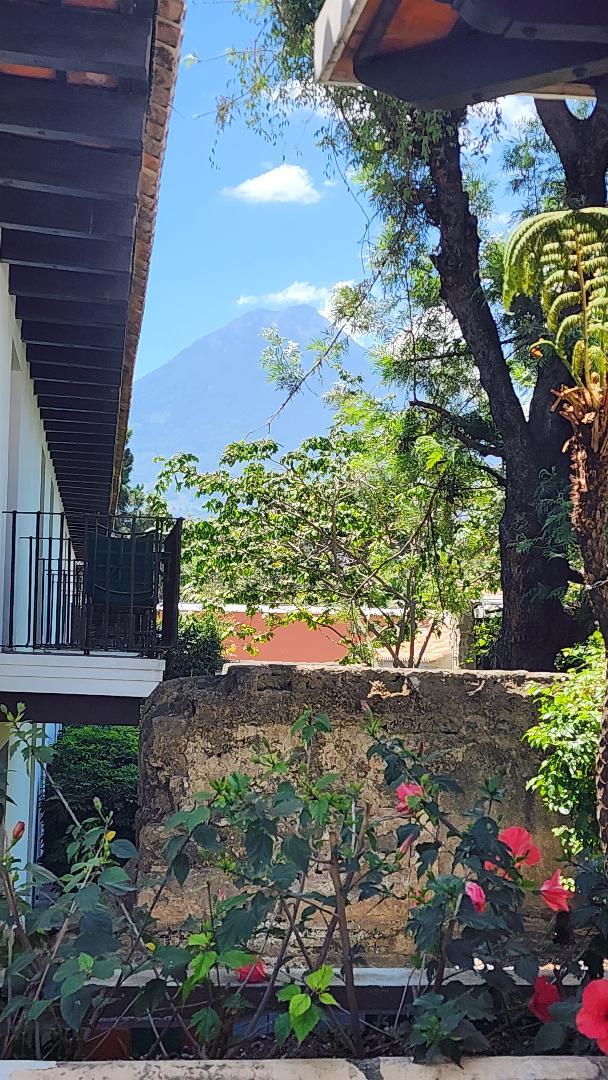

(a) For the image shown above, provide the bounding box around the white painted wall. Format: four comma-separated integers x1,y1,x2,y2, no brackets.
0,261,65,867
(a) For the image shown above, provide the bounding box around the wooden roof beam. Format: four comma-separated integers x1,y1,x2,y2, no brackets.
30,364,122,388
0,188,135,240
0,133,139,201
11,267,131,302
28,344,123,370
0,75,145,151
21,322,125,351
40,406,119,425
0,6,153,82
1,230,133,275
16,297,128,326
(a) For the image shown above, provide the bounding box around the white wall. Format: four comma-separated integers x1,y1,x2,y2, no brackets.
0,260,64,867
0,261,63,648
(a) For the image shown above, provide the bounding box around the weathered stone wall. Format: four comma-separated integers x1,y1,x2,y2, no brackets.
138,664,560,959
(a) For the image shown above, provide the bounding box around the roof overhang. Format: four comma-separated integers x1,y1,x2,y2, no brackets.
0,0,184,537
314,0,608,108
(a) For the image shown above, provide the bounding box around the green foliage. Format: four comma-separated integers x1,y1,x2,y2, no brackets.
41,726,139,877
503,208,608,388
164,613,224,679
527,633,604,856
2,699,608,1062
465,615,502,669
157,392,499,667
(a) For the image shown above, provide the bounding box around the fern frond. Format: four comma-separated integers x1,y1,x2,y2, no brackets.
555,312,585,362
546,289,580,335
503,207,608,391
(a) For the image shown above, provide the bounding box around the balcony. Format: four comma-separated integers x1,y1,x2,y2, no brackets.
2,512,182,657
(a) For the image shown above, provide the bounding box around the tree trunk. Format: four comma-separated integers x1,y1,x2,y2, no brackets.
497,450,585,669
425,119,585,669
535,99,608,209
569,432,608,847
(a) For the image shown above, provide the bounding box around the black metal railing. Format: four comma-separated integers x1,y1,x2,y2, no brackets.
2,512,182,656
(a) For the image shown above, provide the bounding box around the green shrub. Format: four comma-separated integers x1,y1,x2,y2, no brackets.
41,725,139,876
526,631,604,857
6,698,608,1063
164,613,224,679
465,614,502,668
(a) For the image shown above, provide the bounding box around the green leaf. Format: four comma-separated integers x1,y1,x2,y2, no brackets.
154,945,190,977
73,883,102,912
275,1011,292,1047
60,973,86,999
319,992,338,1005
415,841,440,878
164,833,188,866
98,865,135,895
60,985,96,1031
25,862,58,884
291,1002,323,1044
172,849,190,885
270,861,299,889
191,1006,221,1044
305,964,333,993
514,954,539,984
28,999,54,1021
282,834,310,872
277,984,300,1002
191,823,220,851
533,1021,565,1053
110,839,138,860
5,951,35,976
291,710,311,736
289,992,312,1020
245,823,274,869
0,995,29,1022
219,949,256,970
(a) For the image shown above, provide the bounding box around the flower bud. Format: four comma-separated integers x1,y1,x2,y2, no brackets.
12,820,25,843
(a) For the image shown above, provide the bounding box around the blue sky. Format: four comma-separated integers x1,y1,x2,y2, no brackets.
135,1,536,379
136,1,370,378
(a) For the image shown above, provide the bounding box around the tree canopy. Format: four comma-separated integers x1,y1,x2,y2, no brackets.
157,391,499,666
190,7,608,669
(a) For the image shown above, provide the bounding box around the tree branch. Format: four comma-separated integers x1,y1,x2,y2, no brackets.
412,398,505,458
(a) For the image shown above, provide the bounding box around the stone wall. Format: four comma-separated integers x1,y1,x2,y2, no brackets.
137,664,560,959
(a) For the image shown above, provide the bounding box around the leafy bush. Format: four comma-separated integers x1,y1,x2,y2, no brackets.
3,699,608,1063
526,632,604,857
465,614,502,668
41,726,139,877
164,613,224,679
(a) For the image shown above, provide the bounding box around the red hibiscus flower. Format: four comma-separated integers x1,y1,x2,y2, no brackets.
529,976,560,1022
237,958,267,984
499,826,541,867
576,979,608,1053
485,825,541,876
395,783,423,813
540,869,570,913
465,881,486,914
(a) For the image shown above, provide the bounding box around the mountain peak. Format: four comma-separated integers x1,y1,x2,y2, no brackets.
130,304,369,493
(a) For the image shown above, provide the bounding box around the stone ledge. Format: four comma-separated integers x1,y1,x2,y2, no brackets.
3,1058,608,1079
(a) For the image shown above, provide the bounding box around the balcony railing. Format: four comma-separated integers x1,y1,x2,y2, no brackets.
2,512,182,656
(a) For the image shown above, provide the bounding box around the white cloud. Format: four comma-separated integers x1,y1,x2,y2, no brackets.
497,94,536,129
237,279,354,315
266,78,336,120
222,164,321,205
